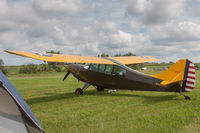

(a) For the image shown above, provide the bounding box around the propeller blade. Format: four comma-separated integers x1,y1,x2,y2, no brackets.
63,71,70,81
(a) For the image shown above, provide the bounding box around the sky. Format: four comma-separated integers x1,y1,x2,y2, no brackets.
0,0,200,65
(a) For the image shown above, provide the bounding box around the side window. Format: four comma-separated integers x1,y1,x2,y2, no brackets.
89,64,99,72
99,64,105,73
105,65,113,74
83,64,90,69
112,65,126,77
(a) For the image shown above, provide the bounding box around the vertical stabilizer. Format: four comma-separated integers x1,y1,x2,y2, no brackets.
182,60,196,92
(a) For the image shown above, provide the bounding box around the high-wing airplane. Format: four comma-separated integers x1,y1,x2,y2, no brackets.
5,50,195,100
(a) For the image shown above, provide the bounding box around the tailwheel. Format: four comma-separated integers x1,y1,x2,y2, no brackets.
184,95,190,100
75,88,83,95
96,86,104,92
180,93,191,100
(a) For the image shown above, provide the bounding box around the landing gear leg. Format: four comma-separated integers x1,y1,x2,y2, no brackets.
180,93,190,100
75,83,90,95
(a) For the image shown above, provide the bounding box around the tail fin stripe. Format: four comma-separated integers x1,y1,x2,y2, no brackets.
187,78,195,82
189,66,195,69
189,63,194,67
187,76,195,80
188,69,195,72
188,71,195,74
186,83,195,87
188,73,195,77
185,88,193,92
187,81,195,84
185,86,194,89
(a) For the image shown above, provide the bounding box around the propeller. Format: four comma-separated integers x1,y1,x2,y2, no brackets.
63,71,70,81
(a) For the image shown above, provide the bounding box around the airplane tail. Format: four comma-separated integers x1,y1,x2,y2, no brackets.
182,60,196,92
152,59,195,92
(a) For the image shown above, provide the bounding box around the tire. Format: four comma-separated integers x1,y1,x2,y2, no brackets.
75,88,83,95
96,86,104,91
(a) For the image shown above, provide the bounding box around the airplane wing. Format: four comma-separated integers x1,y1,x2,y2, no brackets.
5,50,114,64
5,50,157,65
108,56,158,65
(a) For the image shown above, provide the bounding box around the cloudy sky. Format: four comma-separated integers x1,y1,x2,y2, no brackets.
0,0,200,65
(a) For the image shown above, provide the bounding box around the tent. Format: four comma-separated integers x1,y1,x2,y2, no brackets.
0,70,45,133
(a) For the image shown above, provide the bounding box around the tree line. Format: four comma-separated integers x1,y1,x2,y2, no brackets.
0,59,7,74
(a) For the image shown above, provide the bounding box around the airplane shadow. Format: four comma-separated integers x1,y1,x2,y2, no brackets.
85,90,179,104
27,92,76,105
27,89,179,105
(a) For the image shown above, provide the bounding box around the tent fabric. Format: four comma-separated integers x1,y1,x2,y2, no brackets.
0,70,45,133
0,86,28,133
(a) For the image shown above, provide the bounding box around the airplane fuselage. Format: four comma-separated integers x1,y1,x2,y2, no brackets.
68,64,181,92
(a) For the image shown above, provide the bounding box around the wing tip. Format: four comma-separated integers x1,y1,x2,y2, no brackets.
4,50,18,55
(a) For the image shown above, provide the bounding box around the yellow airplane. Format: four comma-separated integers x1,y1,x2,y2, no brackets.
5,50,195,100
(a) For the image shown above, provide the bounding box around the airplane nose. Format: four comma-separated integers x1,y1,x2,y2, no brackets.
68,64,81,75
63,64,80,81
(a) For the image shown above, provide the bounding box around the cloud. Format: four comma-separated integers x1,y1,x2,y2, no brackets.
0,0,200,65
33,0,86,18
125,0,185,25
149,21,200,43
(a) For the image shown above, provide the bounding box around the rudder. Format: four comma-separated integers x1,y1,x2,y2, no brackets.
182,60,196,92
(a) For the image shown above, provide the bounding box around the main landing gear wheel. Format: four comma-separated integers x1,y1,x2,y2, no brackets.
96,86,104,92
75,88,83,95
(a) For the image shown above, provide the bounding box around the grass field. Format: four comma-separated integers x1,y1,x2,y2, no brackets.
6,68,200,133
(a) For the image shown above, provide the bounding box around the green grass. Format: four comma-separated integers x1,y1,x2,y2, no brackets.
6,69,200,133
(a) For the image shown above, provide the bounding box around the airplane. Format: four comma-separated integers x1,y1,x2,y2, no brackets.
5,50,196,100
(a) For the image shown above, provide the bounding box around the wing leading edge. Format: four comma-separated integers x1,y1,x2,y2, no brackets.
5,50,158,65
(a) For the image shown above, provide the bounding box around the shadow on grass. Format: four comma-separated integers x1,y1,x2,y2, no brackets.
27,89,179,105
86,90,179,104
27,92,76,105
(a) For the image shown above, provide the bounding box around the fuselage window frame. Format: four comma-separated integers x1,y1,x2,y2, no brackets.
112,65,126,77
98,64,106,73
104,64,113,75
89,64,126,77
89,64,99,72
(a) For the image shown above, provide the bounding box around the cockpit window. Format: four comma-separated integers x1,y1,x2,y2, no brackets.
83,64,90,69
112,65,126,77
99,64,105,73
105,65,113,74
89,64,99,71
89,64,126,77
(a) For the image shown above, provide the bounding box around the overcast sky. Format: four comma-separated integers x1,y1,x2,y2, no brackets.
0,0,200,65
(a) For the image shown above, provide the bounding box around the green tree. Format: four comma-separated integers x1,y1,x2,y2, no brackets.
46,50,67,72
114,52,136,57
19,64,39,73
195,64,199,69
114,54,122,57
100,53,109,57
46,50,61,54
0,59,7,74
123,52,136,56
